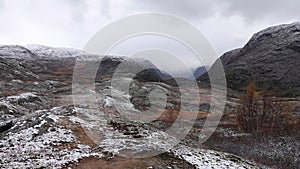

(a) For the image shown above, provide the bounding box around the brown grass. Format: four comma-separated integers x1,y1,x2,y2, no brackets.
57,117,97,147
152,109,209,124
67,156,149,169
65,153,194,169
52,142,78,151
2,89,26,96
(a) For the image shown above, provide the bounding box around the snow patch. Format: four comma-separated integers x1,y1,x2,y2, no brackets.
7,92,40,103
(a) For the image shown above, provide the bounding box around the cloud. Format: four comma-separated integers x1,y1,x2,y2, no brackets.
0,0,111,47
131,0,299,55
134,0,223,20
0,0,299,57
222,0,300,22
137,0,300,23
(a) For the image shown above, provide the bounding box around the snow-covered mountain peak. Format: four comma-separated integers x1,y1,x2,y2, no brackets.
25,44,87,59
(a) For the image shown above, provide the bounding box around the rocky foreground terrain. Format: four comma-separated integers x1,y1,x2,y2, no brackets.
0,45,263,168
0,22,300,169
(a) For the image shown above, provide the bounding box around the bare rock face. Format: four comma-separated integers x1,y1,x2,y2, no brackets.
0,58,39,81
199,22,300,97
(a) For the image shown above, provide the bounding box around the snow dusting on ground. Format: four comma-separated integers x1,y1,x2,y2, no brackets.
0,105,265,169
173,145,260,169
0,113,102,168
0,93,264,168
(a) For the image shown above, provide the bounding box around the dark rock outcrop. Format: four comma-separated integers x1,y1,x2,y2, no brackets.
0,121,13,133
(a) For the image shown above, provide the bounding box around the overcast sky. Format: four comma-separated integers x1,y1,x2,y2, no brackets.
0,0,299,61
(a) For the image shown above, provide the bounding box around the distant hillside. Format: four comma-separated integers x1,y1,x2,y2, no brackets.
199,22,300,97
0,45,175,86
191,66,207,79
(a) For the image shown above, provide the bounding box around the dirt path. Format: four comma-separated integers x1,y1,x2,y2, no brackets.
66,153,195,169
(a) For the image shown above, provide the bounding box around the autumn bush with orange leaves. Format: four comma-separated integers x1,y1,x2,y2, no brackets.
234,81,298,135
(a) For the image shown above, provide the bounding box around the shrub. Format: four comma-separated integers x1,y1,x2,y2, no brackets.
235,81,298,135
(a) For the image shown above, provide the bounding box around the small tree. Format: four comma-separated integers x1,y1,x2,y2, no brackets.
235,81,260,133
235,81,297,135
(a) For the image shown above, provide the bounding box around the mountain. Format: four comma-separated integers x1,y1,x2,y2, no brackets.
199,22,300,97
191,66,207,79
0,45,174,85
0,45,36,60
94,56,174,84
25,44,86,59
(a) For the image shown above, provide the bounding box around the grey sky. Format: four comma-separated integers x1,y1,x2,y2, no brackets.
0,0,299,56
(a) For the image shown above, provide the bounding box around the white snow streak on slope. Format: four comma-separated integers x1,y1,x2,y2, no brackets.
173,145,263,169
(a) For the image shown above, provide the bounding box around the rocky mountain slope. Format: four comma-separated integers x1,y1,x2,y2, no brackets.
199,22,300,97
